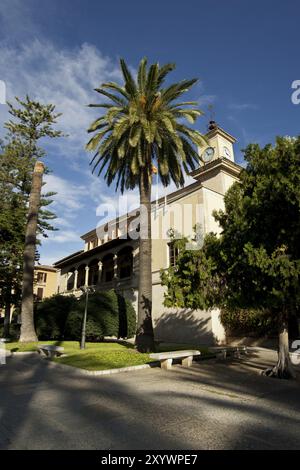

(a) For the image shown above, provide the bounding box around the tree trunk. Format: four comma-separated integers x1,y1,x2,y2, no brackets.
135,168,155,352
264,309,296,379
20,161,44,343
3,301,11,338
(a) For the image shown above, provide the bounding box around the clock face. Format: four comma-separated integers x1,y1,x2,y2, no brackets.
223,146,231,158
202,146,214,163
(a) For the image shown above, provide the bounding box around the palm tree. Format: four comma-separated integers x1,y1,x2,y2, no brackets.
86,58,206,352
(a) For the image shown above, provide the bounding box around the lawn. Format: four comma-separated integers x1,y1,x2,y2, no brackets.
4,340,211,371
5,340,151,371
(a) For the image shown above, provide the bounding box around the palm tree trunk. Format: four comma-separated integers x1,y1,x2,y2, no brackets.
135,169,155,352
264,309,296,379
20,161,44,343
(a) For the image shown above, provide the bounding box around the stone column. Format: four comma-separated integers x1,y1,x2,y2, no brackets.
74,269,78,290
98,260,103,284
85,266,89,286
66,271,72,291
132,247,139,276
113,254,118,280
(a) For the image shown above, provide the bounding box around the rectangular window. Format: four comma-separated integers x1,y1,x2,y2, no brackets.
37,287,43,300
168,242,179,267
37,272,47,283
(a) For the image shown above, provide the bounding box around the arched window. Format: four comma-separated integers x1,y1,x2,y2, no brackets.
67,269,75,291
88,259,99,286
102,254,114,282
77,264,86,288
118,247,133,279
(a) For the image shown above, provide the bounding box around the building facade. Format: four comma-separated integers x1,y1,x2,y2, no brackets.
54,124,241,345
34,265,59,301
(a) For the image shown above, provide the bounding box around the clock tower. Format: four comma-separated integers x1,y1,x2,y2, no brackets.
199,120,236,164
190,121,241,195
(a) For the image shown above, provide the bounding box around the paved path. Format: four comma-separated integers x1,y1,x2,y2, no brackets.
1,350,300,449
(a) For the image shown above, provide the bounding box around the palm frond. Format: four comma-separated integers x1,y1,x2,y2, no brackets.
87,58,204,193
120,59,137,97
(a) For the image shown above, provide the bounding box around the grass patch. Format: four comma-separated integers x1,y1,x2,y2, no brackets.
5,340,133,353
4,339,212,370
4,340,150,371
53,341,150,371
55,349,150,371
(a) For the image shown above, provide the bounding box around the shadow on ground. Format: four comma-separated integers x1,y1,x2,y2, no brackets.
0,349,300,450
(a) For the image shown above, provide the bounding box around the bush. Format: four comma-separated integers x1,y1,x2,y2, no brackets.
117,293,136,339
220,307,277,337
65,290,119,341
35,290,137,341
35,294,77,339
0,323,20,340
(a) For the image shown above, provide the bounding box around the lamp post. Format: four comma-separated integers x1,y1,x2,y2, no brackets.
80,286,95,350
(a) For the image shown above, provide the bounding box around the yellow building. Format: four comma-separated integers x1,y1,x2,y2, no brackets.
54,123,241,345
34,265,58,300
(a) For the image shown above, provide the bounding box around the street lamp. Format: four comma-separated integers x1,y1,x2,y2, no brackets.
79,286,95,350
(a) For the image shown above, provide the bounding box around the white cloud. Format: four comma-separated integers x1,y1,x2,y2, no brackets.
0,39,121,160
45,230,81,244
0,30,208,264
43,173,88,237
52,218,73,229
40,250,79,266
94,174,196,223
44,173,86,211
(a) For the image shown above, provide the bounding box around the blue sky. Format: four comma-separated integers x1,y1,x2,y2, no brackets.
0,0,299,264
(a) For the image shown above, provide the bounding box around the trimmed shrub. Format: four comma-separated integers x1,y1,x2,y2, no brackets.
35,290,136,341
35,294,77,339
117,293,136,339
64,290,119,341
1,291,136,342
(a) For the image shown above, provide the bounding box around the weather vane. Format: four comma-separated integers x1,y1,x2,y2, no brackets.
207,104,217,131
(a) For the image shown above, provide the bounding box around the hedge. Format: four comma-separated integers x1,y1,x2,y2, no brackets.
35,290,136,341
220,307,277,337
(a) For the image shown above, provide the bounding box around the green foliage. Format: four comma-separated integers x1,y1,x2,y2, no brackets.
161,137,300,334
5,96,62,147
220,308,277,336
3,341,149,371
0,323,20,340
0,96,63,316
35,291,136,341
117,293,137,338
3,96,63,237
86,57,206,193
35,294,77,339
213,136,300,314
65,291,119,341
161,230,221,310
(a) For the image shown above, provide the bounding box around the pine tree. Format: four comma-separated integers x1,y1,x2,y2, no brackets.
0,96,62,340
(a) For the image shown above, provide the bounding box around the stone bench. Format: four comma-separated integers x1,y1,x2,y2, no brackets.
38,344,64,358
150,350,201,370
209,346,248,360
